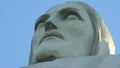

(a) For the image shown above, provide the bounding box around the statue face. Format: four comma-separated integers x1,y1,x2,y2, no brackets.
30,2,94,64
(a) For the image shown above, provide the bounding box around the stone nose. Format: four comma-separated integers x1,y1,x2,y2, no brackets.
36,50,57,63
45,21,57,31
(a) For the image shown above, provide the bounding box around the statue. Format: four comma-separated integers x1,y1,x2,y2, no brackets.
21,1,120,68
29,1,115,65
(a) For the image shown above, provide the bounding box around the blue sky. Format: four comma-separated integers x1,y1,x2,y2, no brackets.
0,0,120,68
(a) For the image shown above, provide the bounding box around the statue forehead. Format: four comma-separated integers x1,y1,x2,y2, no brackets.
36,2,91,28
46,2,85,14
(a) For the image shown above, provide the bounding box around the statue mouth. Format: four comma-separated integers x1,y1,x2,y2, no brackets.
39,31,64,44
36,55,57,63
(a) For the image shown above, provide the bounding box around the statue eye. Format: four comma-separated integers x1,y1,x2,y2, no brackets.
66,15,79,20
63,11,83,21
35,14,50,31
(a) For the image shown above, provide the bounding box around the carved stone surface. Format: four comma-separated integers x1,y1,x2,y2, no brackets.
21,55,120,68
29,1,115,65
21,1,119,68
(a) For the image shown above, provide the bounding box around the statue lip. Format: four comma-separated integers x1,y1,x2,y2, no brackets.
39,31,64,44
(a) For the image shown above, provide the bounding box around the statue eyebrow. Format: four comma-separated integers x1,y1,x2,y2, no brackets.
58,7,83,21
35,14,50,31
